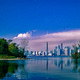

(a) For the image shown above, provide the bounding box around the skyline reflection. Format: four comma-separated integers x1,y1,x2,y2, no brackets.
0,57,80,80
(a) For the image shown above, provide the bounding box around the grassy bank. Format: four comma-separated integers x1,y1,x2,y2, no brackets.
0,55,30,60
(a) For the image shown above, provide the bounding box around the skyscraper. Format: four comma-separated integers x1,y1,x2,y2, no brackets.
26,50,29,55
64,46,71,55
46,42,48,56
61,43,63,49
58,45,60,49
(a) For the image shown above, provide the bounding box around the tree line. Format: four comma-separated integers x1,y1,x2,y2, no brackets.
72,41,80,59
0,38,26,58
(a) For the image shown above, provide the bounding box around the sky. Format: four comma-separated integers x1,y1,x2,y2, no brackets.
0,0,80,51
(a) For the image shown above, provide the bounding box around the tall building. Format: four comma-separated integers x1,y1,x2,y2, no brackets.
54,48,57,56
37,51,39,56
70,49,74,56
58,45,60,49
46,42,48,56
44,52,46,56
35,51,37,56
64,48,67,55
26,50,29,55
30,51,33,55
61,43,63,49
41,51,44,56
55,46,57,50
64,46,71,56
57,49,61,56
70,49,74,55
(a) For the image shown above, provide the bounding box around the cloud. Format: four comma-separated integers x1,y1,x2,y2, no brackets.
27,30,80,51
13,30,37,39
33,30,37,32
13,32,31,39
13,30,80,51
43,30,80,38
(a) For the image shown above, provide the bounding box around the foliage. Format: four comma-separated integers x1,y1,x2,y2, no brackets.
9,43,18,56
0,38,9,54
8,39,12,45
0,38,26,58
72,42,80,59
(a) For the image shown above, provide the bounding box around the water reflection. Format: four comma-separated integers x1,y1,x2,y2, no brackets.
0,60,18,79
54,60,57,66
67,59,70,66
16,63,28,79
58,59,63,70
0,61,9,79
1,57,80,80
73,59,78,72
0,60,28,80
46,59,48,70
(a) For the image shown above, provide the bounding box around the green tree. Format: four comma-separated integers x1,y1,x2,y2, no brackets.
8,39,12,45
8,43,26,58
0,38,26,58
0,38,9,55
8,43,19,56
72,45,78,58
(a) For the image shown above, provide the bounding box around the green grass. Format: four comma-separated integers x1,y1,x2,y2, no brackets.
0,55,16,59
0,55,30,60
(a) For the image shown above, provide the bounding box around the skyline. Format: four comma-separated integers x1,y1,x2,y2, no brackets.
13,30,80,51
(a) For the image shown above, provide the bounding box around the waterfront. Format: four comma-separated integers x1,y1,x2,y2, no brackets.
0,57,80,80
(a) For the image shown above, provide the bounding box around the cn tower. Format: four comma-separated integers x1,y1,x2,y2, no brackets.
46,42,48,56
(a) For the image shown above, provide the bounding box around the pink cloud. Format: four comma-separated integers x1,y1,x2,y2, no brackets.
13,30,80,51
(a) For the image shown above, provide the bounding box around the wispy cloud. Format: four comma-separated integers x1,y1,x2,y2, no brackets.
33,29,37,32
43,30,80,38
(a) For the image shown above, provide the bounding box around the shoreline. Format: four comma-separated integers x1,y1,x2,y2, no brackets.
0,58,30,60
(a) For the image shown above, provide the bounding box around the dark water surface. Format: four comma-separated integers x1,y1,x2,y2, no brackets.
0,57,80,80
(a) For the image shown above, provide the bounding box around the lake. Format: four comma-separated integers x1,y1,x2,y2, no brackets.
0,56,80,80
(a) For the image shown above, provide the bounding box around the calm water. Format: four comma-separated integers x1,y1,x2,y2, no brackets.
0,57,80,80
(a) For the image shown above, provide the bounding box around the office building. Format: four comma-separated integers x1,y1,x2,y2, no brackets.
61,43,63,49
54,49,57,56
37,51,39,56
64,46,70,56
57,49,61,56
58,45,60,49
26,50,29,55
41,51,44,56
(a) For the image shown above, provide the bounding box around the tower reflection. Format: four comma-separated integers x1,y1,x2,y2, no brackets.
58,58,63,70
46,59,48,70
